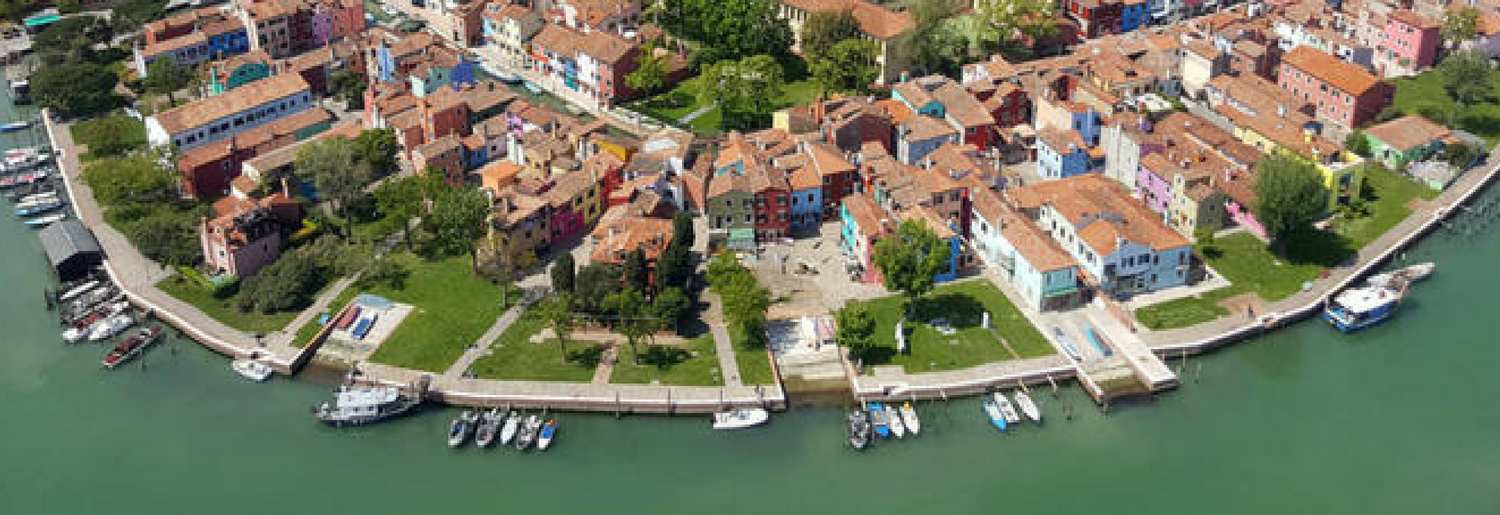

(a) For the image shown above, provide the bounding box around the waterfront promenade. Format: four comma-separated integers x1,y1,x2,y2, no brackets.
44,110,786,414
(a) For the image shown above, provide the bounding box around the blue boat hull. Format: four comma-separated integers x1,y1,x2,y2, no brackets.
1323,308,1394,332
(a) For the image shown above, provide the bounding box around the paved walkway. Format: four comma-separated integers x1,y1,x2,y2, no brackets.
703,292,744,387
590,345,618,384
443,299,528,379
676,103,715,125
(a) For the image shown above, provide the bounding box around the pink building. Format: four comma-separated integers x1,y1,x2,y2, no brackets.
1278,46,1393,129
1380,9,1440,74
200,187,302,277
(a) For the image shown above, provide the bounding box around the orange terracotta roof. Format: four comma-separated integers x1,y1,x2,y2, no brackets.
1281,46,1383,96
152,73,310,134
1363,114,1450,151
841,193,889,239
1007,174,1189,252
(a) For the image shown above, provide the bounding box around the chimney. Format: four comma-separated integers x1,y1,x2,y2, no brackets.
1277,103,1286,118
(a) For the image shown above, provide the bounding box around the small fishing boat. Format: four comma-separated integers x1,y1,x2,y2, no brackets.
1366,262,1435,289
15,199,64,216
899,402,921,436
499,410,520,445
64,300,128,342
447,410,478,447
847,409,872,450
0,120,30,132
58,280,100,302
982,398,1008,432
869,402,891,439
711,408,769,430
87,313,136,342
886,403,906,439
15,190,58,204
312,376,428,427
474,408,500,447
993,392,1021,424
25,213,66,227
1013,390,1042,423
536,420,557,451
1323,285,1403,332
515,415,542,451
231,358,274,382
102,326,162,369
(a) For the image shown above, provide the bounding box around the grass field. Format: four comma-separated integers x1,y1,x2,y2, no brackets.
609,334,723,386
1390,67,1500,145
847,280,1052,374
156,274,298,334
1333,165,1440,248
468,305,598,382
362,253,513,372
628,77,822,135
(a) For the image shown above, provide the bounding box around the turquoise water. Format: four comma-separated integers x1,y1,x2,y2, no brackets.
4,108,1500,514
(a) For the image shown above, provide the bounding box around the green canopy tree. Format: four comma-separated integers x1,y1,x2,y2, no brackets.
672,211,695,249
698,54,784,130
424,184,491,264
1344,131,1371,157
622,249,649,293
1252,153,1329,250
1438,49,1494,126
606,288,655,364
800,9,862,63
809,38,880,94
354,128,401,176
714,268,770,347
904,0,964,75
872,219,950,315
295,137,371,237
551,253,576,293
1443,8,1480,51
626,43,670,96
972,0,1058,53
372,174,432,249
145,56,192,106
81,152,178,205
539,292,577,363
32,62,120,117
576,262,623,313
651,286,692,332
835,304,876,362
656,241,692,290
329,70,368,109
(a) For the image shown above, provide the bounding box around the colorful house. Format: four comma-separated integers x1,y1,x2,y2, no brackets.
1278,46,1393,129
206,50,273,96
969,188,1084,311
1037,129,1098,180
529,23,642,108
147,73,314,151
542,168,604,243
1377,9,1440,76
839,193,890,283
481,3,544,70
1362,114,1451,171
200,185,301,277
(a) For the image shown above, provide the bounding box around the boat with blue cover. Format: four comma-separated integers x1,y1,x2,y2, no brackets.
982,398,1008,432
1323,285,1402,332
869,402,891,439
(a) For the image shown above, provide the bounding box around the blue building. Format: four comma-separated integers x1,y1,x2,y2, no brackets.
788,166,824,233
1035,104,1104,180
205,24,249,58
1118,0,1148,33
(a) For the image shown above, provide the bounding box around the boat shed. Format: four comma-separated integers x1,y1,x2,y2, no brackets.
38,220,103,281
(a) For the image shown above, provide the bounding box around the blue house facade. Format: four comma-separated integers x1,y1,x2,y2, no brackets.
789,184,822,232
206,27,250,57
1118,0,1147,33
1036,131,1094,180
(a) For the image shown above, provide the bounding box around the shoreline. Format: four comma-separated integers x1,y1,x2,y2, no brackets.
42,103,1500,412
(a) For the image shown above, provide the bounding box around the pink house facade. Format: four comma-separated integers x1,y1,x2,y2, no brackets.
1378,9,1440,76
1225,198,1266,239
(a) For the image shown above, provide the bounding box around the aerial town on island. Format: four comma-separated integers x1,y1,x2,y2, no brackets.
2,0,1496,447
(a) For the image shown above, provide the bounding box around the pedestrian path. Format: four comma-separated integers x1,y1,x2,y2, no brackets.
704,293,744,387
444,300,528,379
590,345,618,384
676,103,714,125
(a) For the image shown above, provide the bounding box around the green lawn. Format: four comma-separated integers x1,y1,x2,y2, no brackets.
156,274,298,334
363,253,513,372
848,280,1053,374
628,77,823,135
1390,67,1500,145
610,334,723,386
67,113,145,161
727,328,777,385
1136,232,1333,329
1134,285,1241,330
468,305,598,382
1332,165,1440,248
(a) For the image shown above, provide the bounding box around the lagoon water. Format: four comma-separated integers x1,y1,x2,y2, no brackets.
4,102,1500,515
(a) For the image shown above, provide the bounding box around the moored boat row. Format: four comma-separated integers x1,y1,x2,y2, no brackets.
982,390,1044,434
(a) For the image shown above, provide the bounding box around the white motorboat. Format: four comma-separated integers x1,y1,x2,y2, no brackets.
1366,262,1435,289
886,404,906,439
231,358,274,382
993,392,1020,424
711,408,769,430
515,415,542,450
899,402,921,435
499,411,520,445
474,409,500,447
1013,391,1042,423
448,410,478,447
58,280,99,302
87,313,135,342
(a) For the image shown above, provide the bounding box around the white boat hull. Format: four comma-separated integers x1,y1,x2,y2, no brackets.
231,359,274,382
712,408,769,430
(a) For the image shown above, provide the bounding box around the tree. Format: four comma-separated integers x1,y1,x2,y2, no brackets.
1443,8,1480,51
800,9,862,63
872,219,950,315
835,304,876,362
809,38,880,94
668,0,793,65
425,184,490,262
144,56,192,106
905,0,964,75
329,70,368,109
972,0,1058,51
656,242,692,290
372,175,428,250
626,43,670,96
605,288,652,364
354,128,400,176
651,286,693,332
539,293,577,363
672,211,695,249
1252,153,1329,249
622,249,649,293
126,209,200,266
1344,131,1371,157
715,269,770,345
1438,49,1493,125
34,16,108,63
551,253,576,293
576,262,623,313
31,62,120,117
295,136,372,238
81,153,178,205
113,0,168,32
698,55,785,130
